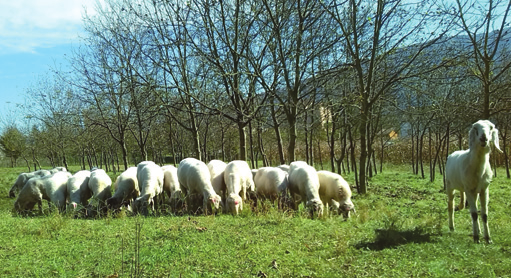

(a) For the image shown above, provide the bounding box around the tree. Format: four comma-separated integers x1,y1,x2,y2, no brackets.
452,0,511,119
323,0,454,193
0,126,26,167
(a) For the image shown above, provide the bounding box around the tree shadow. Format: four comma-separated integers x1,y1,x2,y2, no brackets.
354,226,439,251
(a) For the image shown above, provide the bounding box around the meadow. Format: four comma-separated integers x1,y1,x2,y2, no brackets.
0,165,510,277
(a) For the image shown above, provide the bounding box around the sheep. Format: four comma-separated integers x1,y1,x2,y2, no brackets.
66,170,92,211
317,170,354,218
223,160,256,215
253,167,289,209
8,169,51,198
133,161,164,215
224,160,255,200
207,160,228,209
445,119,502,244
288,161,323,218
161,165,184,212
14,171,72,214
87,168,113,215
177,158,222,215
106,167,139,211
226,193,243,215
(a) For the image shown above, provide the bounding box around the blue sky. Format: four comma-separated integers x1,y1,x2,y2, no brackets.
0,0,98,130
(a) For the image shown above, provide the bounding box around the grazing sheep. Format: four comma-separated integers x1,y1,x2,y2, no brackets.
288,161,323,218
9,169,51,198
14,171,72,214
161,165,184,212
177,158,222,215
445,120,502,243
223,160,255,215
87,168,113,214
107,167,139,211
67,170,92,211
253,167,289,208
207,160,228,209
317,170,354,218
224,160,255,200
133,161,164,215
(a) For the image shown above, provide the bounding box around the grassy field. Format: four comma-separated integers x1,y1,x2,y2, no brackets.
0,165,510,277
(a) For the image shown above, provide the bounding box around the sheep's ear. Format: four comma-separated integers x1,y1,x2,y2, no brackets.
492,128,503,153
469,124,477,149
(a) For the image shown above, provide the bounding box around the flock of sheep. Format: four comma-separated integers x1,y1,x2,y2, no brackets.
9,158,355,219
8,119,503,243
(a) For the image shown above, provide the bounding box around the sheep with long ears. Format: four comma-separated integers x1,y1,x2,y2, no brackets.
445,120,502,243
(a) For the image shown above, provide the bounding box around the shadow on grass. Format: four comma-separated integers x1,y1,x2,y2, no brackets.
355,226,439,251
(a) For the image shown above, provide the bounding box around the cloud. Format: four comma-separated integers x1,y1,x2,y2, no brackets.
0,0,98,54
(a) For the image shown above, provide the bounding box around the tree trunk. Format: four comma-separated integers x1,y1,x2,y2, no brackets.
358,102,368,194
238,123,247,161
249,121,256,168
270,96,285,165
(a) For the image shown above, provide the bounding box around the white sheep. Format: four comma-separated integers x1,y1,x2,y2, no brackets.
207,160,228,209
14,171,72,214
288,161,323,218
177,158,222,215
9,169,51,198
134,161,164,215
67,170,92,211
317,170,354,218
107,167,139,211
226,193,243,215
224,160,255,200
223,160,256,215
445,120,502,243
87,168,113,214
161,165,184,212
253,167,289,208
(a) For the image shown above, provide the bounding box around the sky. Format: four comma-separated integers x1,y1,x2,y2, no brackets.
0,0,98,129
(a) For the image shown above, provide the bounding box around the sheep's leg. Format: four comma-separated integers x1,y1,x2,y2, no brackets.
455,191,465,211
480,188,492,244
466,191,481,243
447,189,455,231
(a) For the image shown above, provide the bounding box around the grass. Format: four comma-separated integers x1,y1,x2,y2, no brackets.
0,165,511,277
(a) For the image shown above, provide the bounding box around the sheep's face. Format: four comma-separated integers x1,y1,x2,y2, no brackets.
307,199,323,219
226,195,242,215
208,195,222,210
470,120,502,152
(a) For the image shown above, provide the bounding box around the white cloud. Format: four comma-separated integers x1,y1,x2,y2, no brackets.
0,0,98,54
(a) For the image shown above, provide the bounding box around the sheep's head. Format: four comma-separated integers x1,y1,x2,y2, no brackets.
8,189,15,198
208,194,222,210
226,194,242,215
307,199,323,219
470,120,502,153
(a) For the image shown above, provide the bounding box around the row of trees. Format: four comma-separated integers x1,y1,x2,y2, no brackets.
1,0,511,194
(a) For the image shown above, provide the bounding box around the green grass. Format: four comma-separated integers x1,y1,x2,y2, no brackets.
1,166,511,277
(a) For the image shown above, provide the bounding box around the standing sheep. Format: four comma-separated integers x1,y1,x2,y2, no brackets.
253,167,289,209
288,161,323,218
67,170,92,212
178,158,222,215
161,165,184,212
317,170,354,218
14,171,72,214
9,169,51,198
87,168,113,215
445,120,502,243
134,161,164,215
107,167,139,211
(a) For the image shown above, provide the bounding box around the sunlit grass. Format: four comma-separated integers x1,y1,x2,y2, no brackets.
0,166,510,277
